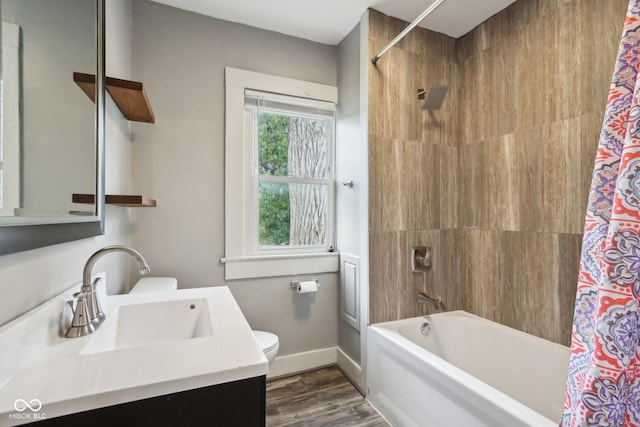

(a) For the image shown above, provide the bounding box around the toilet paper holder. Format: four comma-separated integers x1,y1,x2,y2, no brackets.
291,280,319,292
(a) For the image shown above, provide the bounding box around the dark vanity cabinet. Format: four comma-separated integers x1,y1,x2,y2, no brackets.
30,376,266,426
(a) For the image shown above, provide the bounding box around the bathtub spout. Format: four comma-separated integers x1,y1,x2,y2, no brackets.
417,292,445,312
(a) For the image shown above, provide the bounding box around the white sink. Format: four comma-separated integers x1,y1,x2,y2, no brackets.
0,274,268,426
81,298,213,354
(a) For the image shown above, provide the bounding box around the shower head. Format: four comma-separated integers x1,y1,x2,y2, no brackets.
418,86,448,110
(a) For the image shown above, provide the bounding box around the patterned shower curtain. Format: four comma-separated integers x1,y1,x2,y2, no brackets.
563,1,640,425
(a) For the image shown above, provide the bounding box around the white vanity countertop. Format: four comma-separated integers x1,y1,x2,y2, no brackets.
0,278,267,426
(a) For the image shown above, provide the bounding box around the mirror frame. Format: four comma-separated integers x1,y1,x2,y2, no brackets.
0,0,105,256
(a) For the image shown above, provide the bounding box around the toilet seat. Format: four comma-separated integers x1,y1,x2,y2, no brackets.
253,330,279,353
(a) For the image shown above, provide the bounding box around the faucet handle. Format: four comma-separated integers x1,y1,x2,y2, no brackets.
93,278,106,322
65,293,95,338
85,278,105,324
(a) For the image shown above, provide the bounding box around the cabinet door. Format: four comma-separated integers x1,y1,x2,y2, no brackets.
33,376,266,427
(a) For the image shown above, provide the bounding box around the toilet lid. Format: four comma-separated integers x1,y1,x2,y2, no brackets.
253,330,279,353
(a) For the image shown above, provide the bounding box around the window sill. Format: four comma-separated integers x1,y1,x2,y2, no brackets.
221,252,339,280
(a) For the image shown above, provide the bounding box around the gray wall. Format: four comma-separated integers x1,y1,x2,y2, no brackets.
0,0,135,327
129,0,339,357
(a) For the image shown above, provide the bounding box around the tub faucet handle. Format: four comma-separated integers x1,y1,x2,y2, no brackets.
412,247,432,272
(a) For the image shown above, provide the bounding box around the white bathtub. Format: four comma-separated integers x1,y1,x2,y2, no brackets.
366,311,570,427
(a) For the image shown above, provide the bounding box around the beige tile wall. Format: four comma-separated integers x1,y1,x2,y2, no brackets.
368,9,459,325
367,0,628,345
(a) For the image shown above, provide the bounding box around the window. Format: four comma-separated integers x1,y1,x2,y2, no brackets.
223,67,339,280
245,90,335,253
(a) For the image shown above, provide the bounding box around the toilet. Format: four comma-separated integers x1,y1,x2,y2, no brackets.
252,330,279,365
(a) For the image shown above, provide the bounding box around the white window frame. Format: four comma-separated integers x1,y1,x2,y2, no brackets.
222,67,339,280
246,89,336,255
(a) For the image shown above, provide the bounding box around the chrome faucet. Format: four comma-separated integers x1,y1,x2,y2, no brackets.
66,245,150,338
417,292,445,312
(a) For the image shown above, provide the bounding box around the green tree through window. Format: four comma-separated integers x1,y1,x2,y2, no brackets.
259,114,290,245
257,111,331,247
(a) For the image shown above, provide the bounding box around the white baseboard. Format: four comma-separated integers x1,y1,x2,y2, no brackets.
337,348,364,392
268,347,337,379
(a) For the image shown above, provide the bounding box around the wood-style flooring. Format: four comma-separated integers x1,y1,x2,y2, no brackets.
266,366,389,427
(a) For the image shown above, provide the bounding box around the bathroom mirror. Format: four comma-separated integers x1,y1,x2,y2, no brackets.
0,0,105,255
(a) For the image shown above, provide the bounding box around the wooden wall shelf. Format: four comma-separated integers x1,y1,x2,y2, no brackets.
73,72,155,123
73,194,157,207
